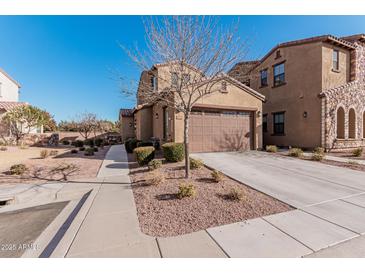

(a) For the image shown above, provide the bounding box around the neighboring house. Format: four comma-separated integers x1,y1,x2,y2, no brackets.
119,108,135,142
0,68,42,138
229,34,365,151
122,62,265,153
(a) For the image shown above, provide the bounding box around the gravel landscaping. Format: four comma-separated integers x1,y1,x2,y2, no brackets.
128,153,292,237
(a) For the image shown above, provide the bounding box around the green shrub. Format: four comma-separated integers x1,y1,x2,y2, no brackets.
84,147,95,156
95,138,103,147
19,144,29,149
49,150,58,156
162,142,184,162
288,148,303,158
93,147,99,152
226,188,245,201
348,160,358,165
40,149,50,159
10,164,28,175
148,159,162,171
147,170,165,185
0,146,8,151
71,149,78,154
62,140,70,145
190,157,204,169
313,147,325,154
177,183,196,199
312,152,324,161
73,140,84,147
84,139,94,147
266,145,278,153
137,141,154,147
211,170,224,183
79,146,85,151
352,148,363,157
134,146,155,166
125,138,139,153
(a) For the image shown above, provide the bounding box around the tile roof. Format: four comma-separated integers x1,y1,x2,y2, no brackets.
0,101,27,111
119,108,134,117
0,68,21,88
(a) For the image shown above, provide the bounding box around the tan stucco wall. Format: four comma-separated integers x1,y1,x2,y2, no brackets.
249,42,328,148
135,107,153,140
120,116,135,141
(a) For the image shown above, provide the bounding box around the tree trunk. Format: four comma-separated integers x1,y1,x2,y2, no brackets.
183,113,190,178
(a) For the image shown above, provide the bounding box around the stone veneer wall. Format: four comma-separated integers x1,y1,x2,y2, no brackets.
322,41,365,150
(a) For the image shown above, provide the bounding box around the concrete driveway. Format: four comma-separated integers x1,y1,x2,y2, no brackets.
194,151,365,257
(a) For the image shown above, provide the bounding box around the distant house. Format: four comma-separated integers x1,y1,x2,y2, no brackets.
0,68,43,138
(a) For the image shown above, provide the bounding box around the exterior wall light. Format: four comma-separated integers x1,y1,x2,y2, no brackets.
155,113,159,119
257,111,261,118
303,111,308,118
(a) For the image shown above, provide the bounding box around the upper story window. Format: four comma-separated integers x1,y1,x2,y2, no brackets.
260,69,268,87
171,72,178,88
333,49,339,71
273,112,285,135
273,63,285,86
275,50,281,59
151,76,157,91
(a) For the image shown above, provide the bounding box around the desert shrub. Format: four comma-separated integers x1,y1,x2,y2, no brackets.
190,157,204,169
147,170,165,185
226,188,245,201
266,145,278,153
84,147,95,156
148,159,162,171
313,147,325,154
288,148,303,158
162,142,184,162
125,138,139,153
79,146,85,151
95,138,103,147
10,164,28,175
312,152,324,162
49,150,59,156
0,146,7,151
93,147,99,152
84,139,94,147
348,160,358,165
49,163,80,180
177,183,196,199
211,170,224,183
73,140,84,147
19,144,29,149
71,149,78,154
40,149,50,159
352,148,363,157
137,141,154,147
134,146,155,166
62,140,70,145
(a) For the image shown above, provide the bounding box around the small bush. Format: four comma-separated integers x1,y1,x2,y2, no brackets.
19,144,29,149
312,152,324,162
177,183,196,199
226,188,245,201
84,147,95,156
93,147,99,152
147,170,165,186
134,146,155,166
288,148,303,158
125,138,139,153
79,146,85,151
162,142,184,162
266,145,278,153
73,140,84,147
348,160,358,165
137,141,154,147
40,149,50,159
84,139,94,147
71,149,78,154
313,147,325,154
352,148,363,157
95,138,103,147
211,170,224,183
62,140,70,145
10,164,28,175
49,150,59,156
0,146,7,151
190,158,204,169
148,159,162,171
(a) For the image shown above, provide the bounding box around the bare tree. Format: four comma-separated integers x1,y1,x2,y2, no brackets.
121,16,249,178
73,112,98,140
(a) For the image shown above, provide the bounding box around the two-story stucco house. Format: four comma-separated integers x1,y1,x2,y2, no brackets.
0,68,43,138
230,34,365,151
121,62,265,152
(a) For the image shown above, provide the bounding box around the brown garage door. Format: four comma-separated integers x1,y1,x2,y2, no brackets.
189,109,253,153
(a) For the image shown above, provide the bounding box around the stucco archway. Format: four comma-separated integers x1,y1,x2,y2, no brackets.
336,107,345,139
349,108,356,139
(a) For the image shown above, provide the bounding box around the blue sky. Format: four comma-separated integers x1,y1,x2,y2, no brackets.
0,16,364,122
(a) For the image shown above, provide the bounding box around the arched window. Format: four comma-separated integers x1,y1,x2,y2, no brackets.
349,108,356,139
336,107,345,139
